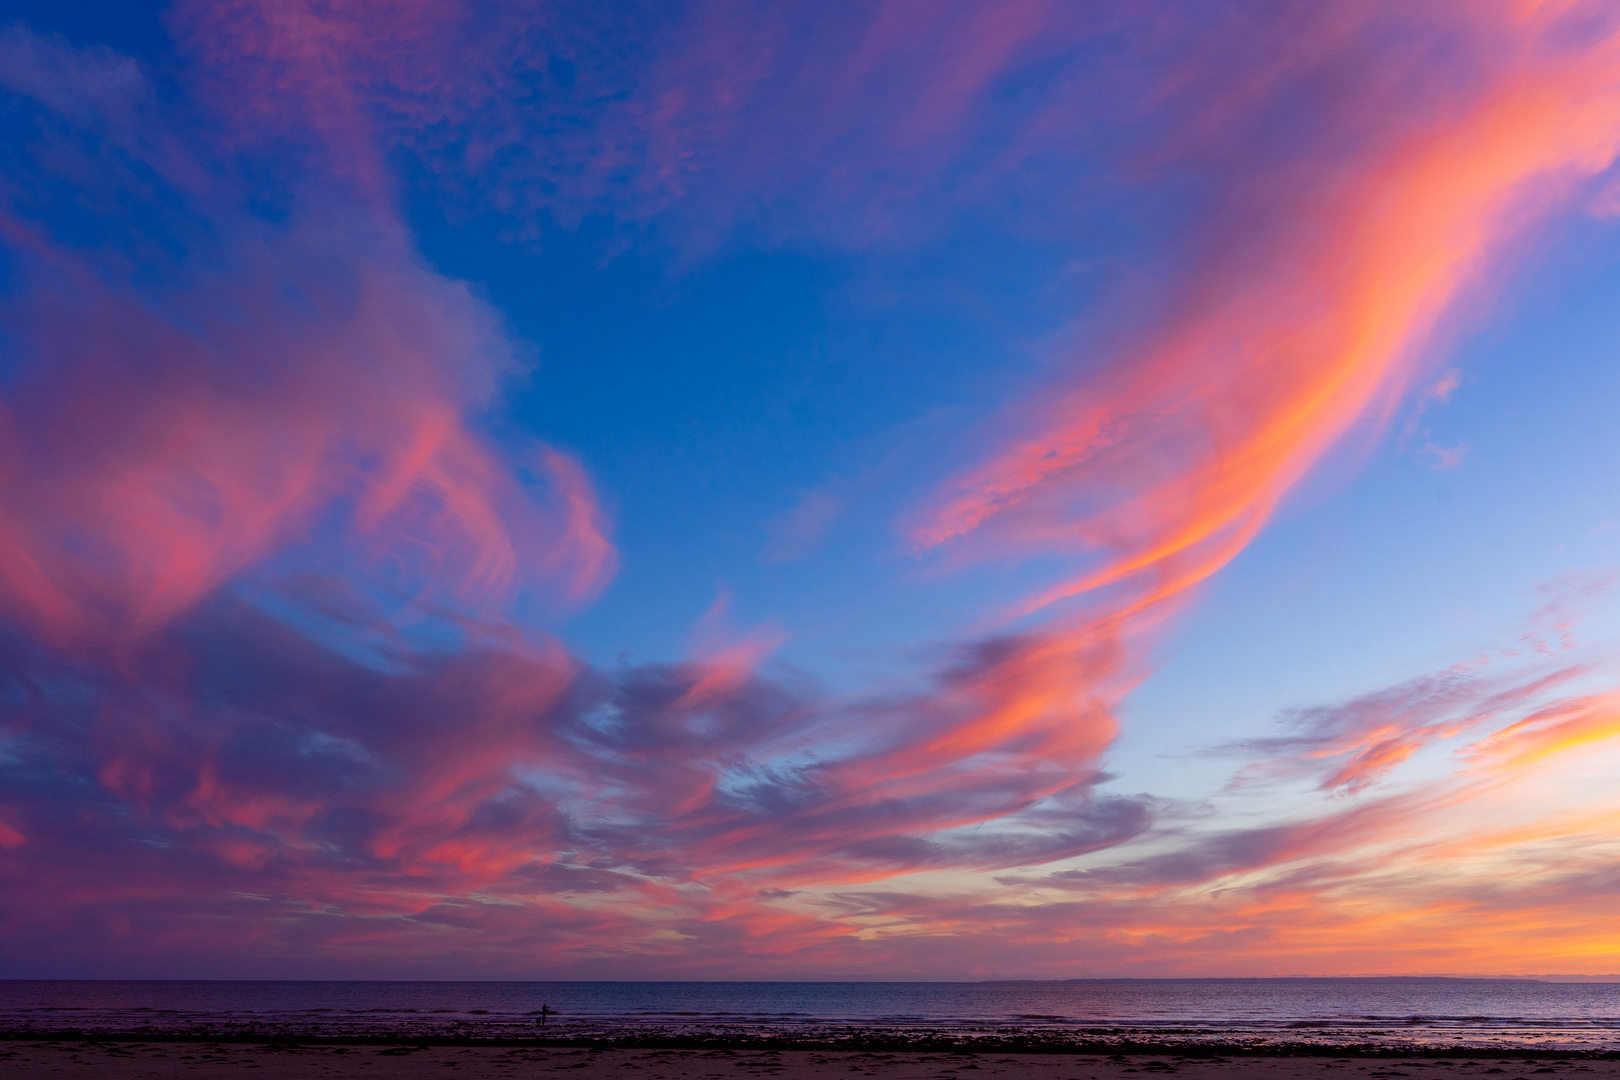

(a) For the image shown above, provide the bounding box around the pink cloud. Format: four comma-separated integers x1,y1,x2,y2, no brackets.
4,2,1620,981
910,2,1620,639
1215,661,1589,795
0,28,613,651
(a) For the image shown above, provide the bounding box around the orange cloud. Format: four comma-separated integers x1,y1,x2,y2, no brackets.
913,3,1620,639
7,2,1620,982
1469,692,1620,771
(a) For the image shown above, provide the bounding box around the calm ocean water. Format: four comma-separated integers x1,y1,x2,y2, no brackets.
2,980,1618,1050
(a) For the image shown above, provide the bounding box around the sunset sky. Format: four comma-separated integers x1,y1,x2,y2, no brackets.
3,0,1620,980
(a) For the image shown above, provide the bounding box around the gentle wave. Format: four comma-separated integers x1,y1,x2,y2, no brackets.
3,980,1619,1050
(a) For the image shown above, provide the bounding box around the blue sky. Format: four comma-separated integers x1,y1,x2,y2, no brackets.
2,0,1620,978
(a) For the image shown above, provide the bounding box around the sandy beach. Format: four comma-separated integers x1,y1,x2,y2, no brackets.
2,1041,1617,1080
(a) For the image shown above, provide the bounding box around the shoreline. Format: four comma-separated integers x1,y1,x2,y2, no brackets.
4,1038,1620,1080
4,1030,1619,1058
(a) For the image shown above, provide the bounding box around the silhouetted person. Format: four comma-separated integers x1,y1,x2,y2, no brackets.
537,1004,552,1025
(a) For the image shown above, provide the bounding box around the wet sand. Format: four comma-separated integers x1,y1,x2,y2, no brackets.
2,1041,1618,1080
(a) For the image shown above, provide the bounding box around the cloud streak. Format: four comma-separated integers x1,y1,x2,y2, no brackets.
912,1,1620,634
3,2,1620,978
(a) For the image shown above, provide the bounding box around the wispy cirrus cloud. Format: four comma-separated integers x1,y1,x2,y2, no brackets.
0,16,1138,976
1213,663,1589,795
1468,692,1620,772
910,1,1620,632
0,29,614,650
3,0,1620,980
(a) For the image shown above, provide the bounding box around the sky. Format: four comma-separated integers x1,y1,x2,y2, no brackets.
1,0,1620,981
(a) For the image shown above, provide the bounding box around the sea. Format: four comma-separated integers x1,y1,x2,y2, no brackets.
2,980,1618,1051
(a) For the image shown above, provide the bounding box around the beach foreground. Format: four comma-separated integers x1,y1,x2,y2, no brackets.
2,1042,1617,1080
